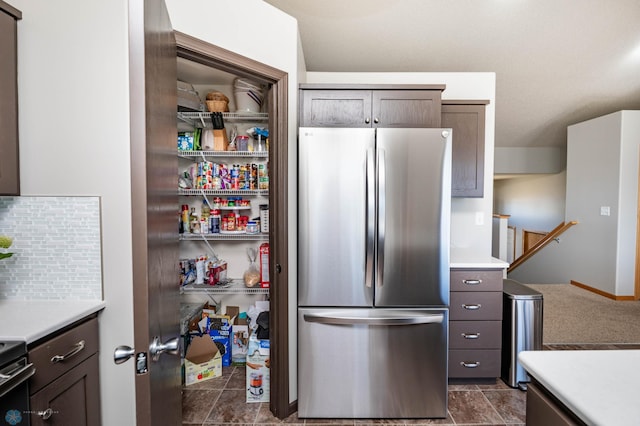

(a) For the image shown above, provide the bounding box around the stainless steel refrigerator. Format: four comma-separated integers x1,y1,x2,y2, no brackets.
297,127,452,419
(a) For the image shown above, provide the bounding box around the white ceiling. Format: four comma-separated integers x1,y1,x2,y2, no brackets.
264,0,640,148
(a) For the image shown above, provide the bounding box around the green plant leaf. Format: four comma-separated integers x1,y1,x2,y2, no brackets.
0,253,14,260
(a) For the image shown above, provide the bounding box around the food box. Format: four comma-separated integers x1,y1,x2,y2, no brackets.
231,324,249,366
208,316,231,367
184,334,222,385
246,332,270,403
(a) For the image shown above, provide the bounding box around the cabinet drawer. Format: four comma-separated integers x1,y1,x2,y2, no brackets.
449,349,501,378
450,269,503,292
450,292,502,321
449,321,502,349
28,317,99,394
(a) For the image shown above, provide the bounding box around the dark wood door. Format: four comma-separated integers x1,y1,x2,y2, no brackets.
300,89,372,127
129,0,181,424
373,90,441,128
441,102,487,197
30,355,101,426
0,3,21,195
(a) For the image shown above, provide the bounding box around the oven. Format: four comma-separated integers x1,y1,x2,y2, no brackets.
0,341,34,426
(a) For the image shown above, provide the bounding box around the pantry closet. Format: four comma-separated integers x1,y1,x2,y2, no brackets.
174,32,290,418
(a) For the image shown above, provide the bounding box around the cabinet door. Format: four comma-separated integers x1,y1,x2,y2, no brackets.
30,354,101,426
300,89,372,127
0,8,20,195
442,103,486,197
373,90,441,128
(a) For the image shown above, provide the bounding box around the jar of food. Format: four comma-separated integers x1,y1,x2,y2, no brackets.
246,221,259,234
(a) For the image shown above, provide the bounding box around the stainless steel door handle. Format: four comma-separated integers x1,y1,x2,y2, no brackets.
462,304,482,310
304,311,444,326
377,148,386,288
149,336,180,361
114,345,135,365
51,340,85,364
38,408,54,420
461,333,480,339
365,148,375,289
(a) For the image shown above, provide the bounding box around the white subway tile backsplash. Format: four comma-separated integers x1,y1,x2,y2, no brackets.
0,197,102,300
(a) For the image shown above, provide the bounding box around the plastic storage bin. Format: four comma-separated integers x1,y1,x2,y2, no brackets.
501,279,543,390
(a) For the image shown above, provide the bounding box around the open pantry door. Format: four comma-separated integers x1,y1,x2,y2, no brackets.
129,0,181,424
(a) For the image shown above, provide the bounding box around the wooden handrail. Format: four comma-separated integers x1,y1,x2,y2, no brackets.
508,221,578,273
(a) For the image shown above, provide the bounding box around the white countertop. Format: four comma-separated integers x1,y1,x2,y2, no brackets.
519,350,640,425
450,248,509,269
0,299,105,343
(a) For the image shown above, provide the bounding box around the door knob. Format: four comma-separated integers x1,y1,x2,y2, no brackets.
148,336,180,362
114,345,135,365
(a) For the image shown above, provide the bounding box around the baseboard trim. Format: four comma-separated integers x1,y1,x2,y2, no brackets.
570,280,636,301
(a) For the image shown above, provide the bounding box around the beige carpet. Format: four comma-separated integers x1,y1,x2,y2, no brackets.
524,283,640,344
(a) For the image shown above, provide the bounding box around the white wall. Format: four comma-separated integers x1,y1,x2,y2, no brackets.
494,147,566,175
509,111,640,296
12,0,135,424
306,72,496,257
166,0,301,402
494,172,566,259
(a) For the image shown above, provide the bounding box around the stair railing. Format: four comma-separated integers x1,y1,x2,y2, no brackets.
507,221,578,273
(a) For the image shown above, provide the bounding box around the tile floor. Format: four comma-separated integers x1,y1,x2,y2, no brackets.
182,344,640,425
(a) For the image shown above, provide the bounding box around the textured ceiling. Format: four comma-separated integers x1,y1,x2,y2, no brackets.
264,0,640,148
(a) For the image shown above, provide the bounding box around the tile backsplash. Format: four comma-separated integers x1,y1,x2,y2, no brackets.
0,196,102,300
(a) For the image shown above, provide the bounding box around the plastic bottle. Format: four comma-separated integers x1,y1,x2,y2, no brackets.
181,205,189,234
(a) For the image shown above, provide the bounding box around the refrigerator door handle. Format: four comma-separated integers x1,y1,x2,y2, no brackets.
377,148,386,288
365,148,375,289
303,311,443,326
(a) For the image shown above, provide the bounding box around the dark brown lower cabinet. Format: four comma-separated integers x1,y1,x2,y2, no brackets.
30,354,100,426
28,316,101,426
526,380,585,426
448,268,503,380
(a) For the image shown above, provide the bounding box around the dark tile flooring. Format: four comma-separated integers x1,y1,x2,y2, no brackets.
182,344,640,425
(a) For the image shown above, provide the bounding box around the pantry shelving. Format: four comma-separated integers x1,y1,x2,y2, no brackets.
181,280,269,295
178,111,269,128
179,233,267,242
178,111,270,297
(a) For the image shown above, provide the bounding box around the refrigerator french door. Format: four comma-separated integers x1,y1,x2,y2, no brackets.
298,127,452,419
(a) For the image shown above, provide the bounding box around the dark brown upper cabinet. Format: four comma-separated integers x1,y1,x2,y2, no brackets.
442,100,488,198
0,1,21,195
299,85,445,128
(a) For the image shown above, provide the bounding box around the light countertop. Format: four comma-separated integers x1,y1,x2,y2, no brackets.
519,350,640,425
0,299,105,344
450,248,509,269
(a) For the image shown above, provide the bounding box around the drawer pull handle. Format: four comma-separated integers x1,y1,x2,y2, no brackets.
462,304,482,310
38,408,54,420
51,340,86,364
462,333,480,339
460,361,481,368
463,279,482,285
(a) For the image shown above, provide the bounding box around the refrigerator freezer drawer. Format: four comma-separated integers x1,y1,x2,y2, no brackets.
450,292,503,321
449,349,501,378
298,308,448,419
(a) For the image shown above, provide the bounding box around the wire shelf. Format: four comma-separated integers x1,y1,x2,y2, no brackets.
178,150,268,159
178,189,268,196
180,280,269,295
178,111,269,127
179,233,268,242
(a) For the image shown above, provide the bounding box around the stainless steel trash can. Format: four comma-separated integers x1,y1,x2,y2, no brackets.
501,279,543,390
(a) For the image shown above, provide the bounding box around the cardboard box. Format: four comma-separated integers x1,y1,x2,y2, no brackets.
246,333,270,403
184,334,221,385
